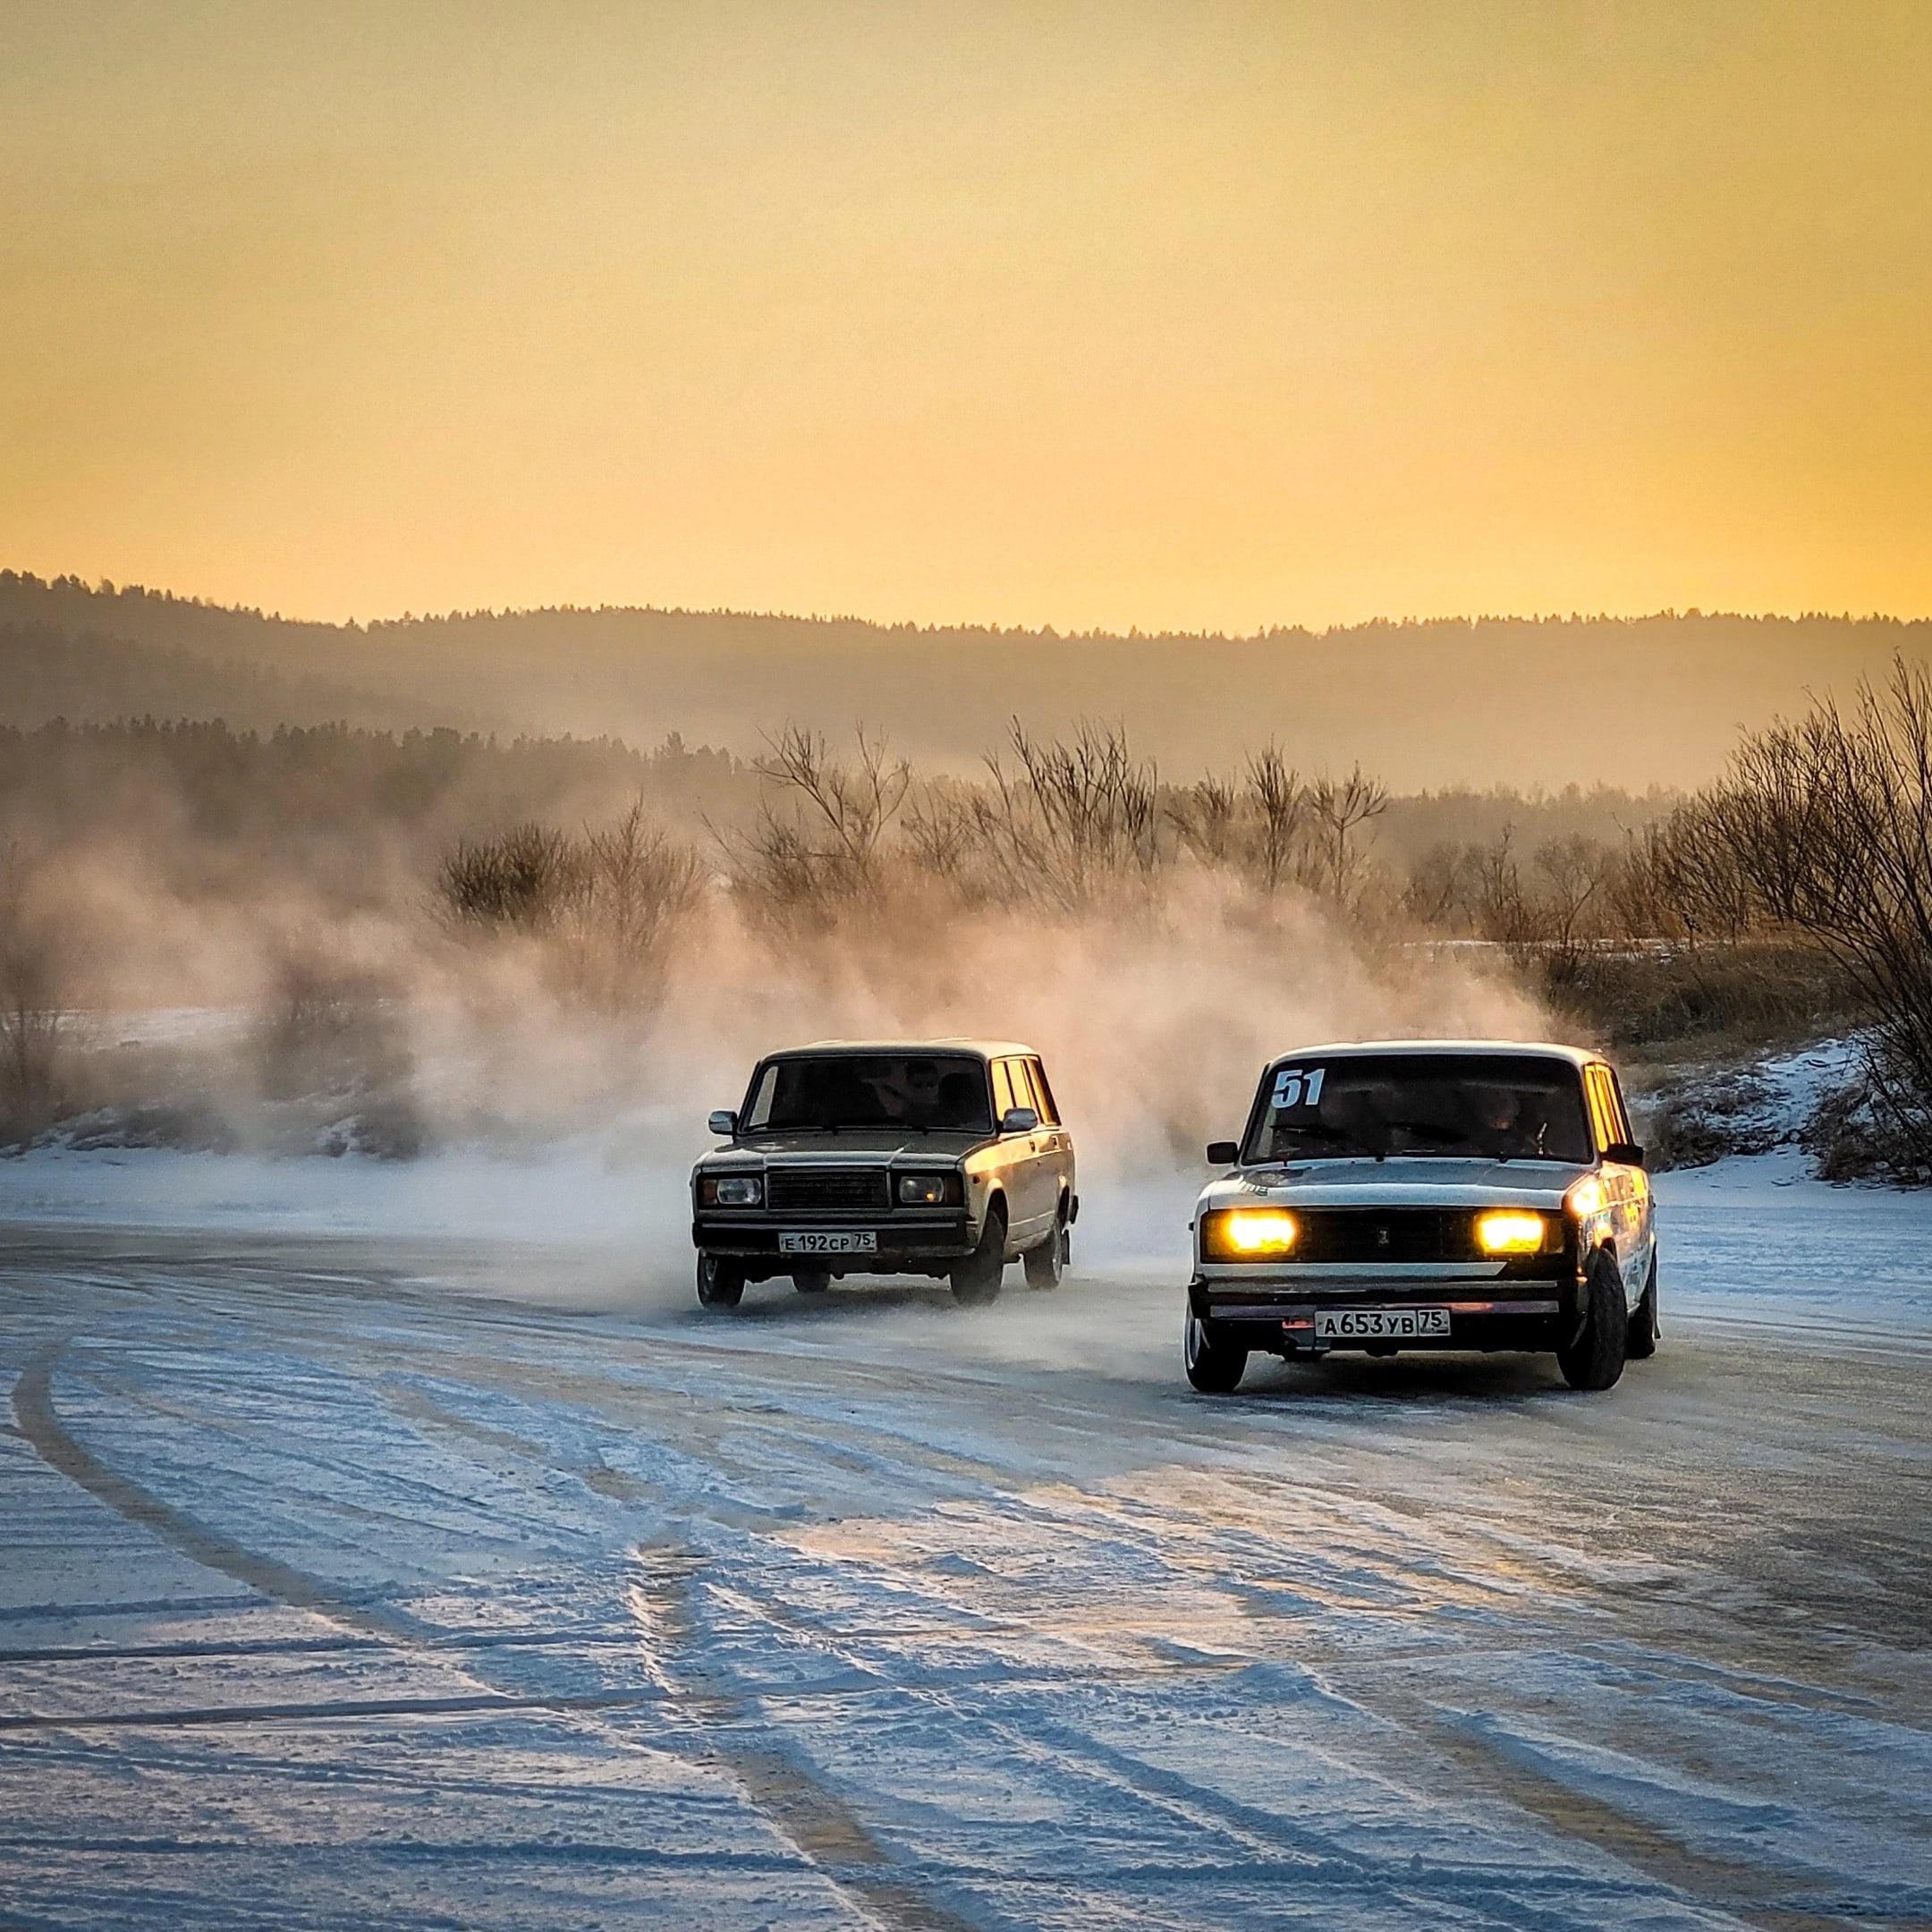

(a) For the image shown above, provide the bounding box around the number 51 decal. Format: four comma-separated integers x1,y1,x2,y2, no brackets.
1271,1066,1326,1110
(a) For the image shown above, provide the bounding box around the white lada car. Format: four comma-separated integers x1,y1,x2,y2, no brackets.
1184,1041,1657,1394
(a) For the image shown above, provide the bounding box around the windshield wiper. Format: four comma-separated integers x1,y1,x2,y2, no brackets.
1281,1122,1385,1163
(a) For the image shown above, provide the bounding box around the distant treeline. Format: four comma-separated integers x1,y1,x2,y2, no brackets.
2,569,1924,791
0,621,428,735
0,720,747,899
0,714,1665,894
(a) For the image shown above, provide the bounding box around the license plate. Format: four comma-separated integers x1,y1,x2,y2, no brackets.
779,1231,878,1254
1314,1306,1451,1339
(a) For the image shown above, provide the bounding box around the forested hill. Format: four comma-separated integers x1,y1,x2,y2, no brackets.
0,620,444,735
2,571,1921,789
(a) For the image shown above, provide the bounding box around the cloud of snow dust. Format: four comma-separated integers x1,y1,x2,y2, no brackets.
16,843,1550,1315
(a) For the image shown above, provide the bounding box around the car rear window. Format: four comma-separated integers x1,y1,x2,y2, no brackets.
1243,1054,1592,1165
744,1054,992,1133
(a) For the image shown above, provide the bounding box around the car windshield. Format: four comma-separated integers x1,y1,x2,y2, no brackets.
743,1054,992,1134
1242,1053,1593,1164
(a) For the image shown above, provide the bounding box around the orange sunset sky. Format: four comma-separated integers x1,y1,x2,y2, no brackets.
2,0,1928,633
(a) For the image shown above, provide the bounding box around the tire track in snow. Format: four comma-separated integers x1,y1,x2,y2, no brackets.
628,1549,983,1932
683,1555,1676,1931
382,1380,657,1504
11,1338,423,1648
1355,1683,1904,1932
0,1685,673,1733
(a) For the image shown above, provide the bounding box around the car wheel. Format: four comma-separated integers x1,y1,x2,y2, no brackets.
696,1254,746,1310
1023,1204,1068,1290
1558,1248,1629,1391
792,1269,832,1294
1626,1252,1659,1360
951,1202,1006,1306
1183,1309,1248,1394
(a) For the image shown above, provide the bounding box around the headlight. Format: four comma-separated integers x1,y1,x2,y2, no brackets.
1201,1208,1299,1259
1475,1209,1551,1254
706,1175,762,1207
1564,1176,1606,1218
897,1172,958,1206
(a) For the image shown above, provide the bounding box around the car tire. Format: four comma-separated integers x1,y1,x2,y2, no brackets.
1183,1309,1248,1394
1023,1204,1068,1290
1626,1253,1659,1360
1558,1248,1629,1391
696,1254,746,1310
951,1203,1006,1306
792,1269,832,1295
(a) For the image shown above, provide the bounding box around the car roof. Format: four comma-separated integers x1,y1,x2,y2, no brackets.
767,1038,1037,1061
1261,1038,1603,1069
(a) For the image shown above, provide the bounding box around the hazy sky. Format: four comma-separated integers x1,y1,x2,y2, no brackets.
2,1,1928,631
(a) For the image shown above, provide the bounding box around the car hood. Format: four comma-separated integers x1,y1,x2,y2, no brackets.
1197,1156,1589,1215
696,1129,987,1165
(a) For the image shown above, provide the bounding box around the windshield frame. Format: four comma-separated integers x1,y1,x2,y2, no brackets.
738,1051,995,1137
1237,1051,1595,1167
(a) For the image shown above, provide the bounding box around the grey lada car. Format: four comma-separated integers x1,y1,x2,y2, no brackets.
1184,1040,1657,1394
691,1040,1076,1309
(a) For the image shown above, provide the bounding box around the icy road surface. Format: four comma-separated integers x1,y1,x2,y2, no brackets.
2,1162,1929,1929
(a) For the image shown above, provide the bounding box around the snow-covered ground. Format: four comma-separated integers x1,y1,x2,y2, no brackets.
3,1145,1929,1928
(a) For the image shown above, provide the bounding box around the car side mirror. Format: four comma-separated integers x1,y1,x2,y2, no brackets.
1000,1106,1039,1135
1605,1140,1646,1168
708,1110,738,1138
1206,1140,1240,1165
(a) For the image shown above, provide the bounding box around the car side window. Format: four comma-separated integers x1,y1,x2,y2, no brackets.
744,1064,777,1130
1606,1069,1635,1146
1584,1066,1619,1153
1026,1057,1059,1126
991,1059,1017,1121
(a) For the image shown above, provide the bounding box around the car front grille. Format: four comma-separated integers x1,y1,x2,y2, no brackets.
1288,1208,1490,1264
765,1166,892,1215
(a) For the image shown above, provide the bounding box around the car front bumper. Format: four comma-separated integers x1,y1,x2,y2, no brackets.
692,1213,975,1275
1189,1264,1583,1353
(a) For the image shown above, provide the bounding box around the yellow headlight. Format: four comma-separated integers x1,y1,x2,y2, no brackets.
1205,1208,1299,1258
1565,1175,1606,1218
1475,1210,1549,1255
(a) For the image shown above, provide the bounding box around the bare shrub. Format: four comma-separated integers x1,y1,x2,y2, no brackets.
1530,835,1616,983
1165,745,1316,899
1644,1065,1786,1171
1644,799,1754,946
436,823,577,934
900,784,979,888
436,803,700,1018
1602,824,1686,947
1401,840,1472,928
722,725,910,928
556,803,704,1013
1466,828,1530,947
966,721,1161,911
1307,766,1388,906
1246,745,1309,894
1806,1058,1932,1184
255,942,408,1105
1554,942,1853,1051
1167,772,1239,868
0,838,68,1141
1663,659,1932,1151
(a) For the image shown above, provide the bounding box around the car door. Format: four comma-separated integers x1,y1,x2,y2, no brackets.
991,1055,1051,1242
1022,1056,1073,1225
1605,1064,1655,1290
1584,1062,1650,1305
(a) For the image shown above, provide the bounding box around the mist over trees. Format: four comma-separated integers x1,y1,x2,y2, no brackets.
2,571,1922,792
0,568,1922,1178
